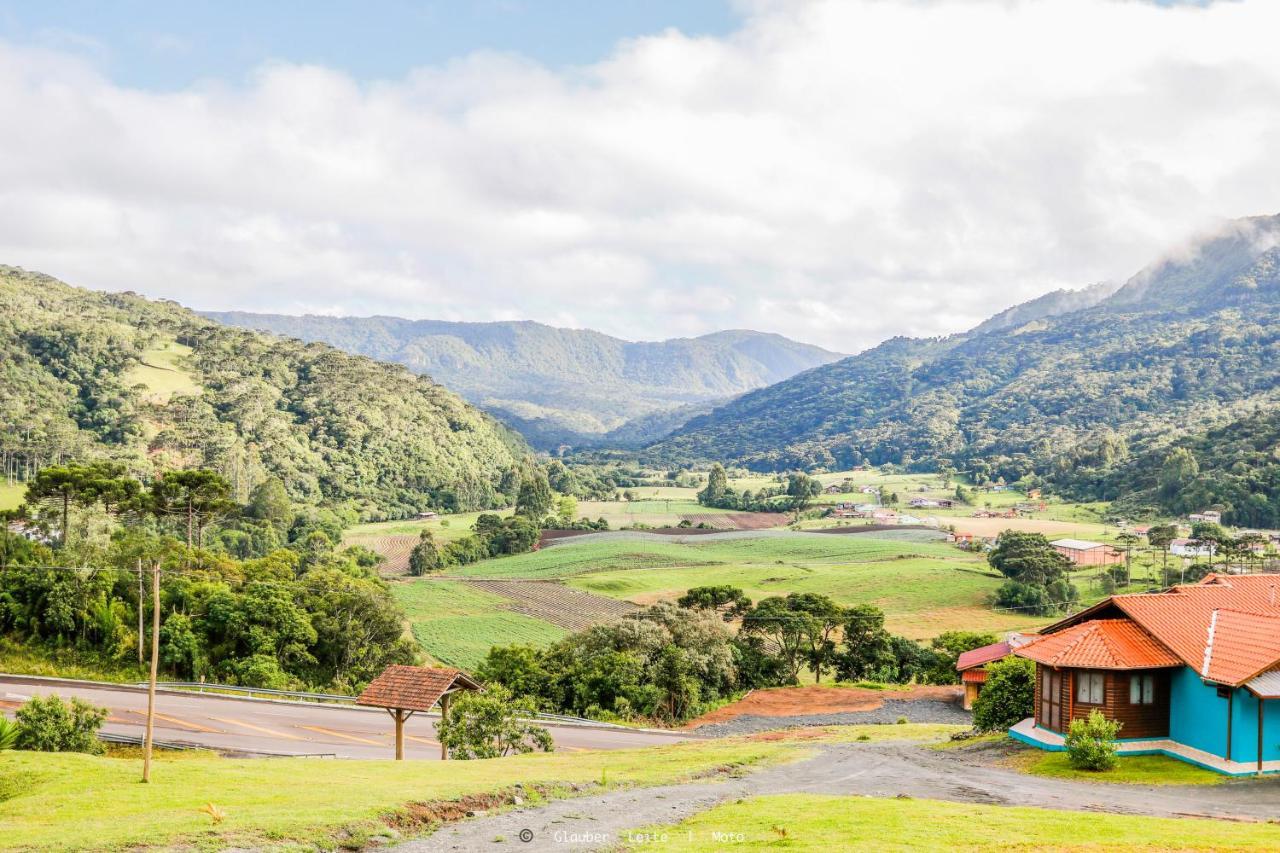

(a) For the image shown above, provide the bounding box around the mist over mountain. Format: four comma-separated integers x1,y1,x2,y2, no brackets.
201,312,842,449
647,214,1280,507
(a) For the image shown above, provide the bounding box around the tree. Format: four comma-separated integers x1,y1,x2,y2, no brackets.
785,472,822,517
741,596,813,683
556,495,578,523
147,470,235,548
1190,521,1228,571
1146,524,1177,585
247,478,292,529
972,657,1035,732
988,531,1071,586
697,463,728,506
1115,531,1141,586
926,631,1000,685
436,685,553,759
835,604,891,682
515,468,553,519
408,530,443,575
25,463,108,547
1159,447,1199,500
676,586,752,622
786,592,844,682
475,645,549,699
1065,709,1121,771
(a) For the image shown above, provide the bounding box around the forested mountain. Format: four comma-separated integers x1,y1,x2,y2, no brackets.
1,267,524,519
649,214,1280,514
203,312,841,449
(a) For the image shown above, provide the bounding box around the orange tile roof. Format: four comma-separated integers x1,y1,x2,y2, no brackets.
956,641,1011,671
1041,573,1280,685
356,665,482,712
1016,619,1182,670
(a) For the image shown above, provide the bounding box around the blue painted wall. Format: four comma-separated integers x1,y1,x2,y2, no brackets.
1168,667,1280,762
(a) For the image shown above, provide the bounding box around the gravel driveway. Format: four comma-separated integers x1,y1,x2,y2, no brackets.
689,697,971,737
391,739,1280,852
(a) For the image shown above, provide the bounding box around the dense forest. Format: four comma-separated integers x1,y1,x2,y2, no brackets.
648,214,1280,520
204,312,841,449
1,267,525,520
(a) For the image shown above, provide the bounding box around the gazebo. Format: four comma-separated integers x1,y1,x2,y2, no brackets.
356,665,483,760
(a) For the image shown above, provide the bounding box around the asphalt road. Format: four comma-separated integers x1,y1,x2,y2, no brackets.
0,675,691,759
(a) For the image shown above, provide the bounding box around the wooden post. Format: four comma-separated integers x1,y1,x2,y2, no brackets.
439,692,451,760
136,558,144,665
142,560,160,783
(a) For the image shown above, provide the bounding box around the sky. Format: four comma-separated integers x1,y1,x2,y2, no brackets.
0,0,1277,353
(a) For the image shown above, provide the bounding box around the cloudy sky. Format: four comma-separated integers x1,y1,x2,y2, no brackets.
1,0,1277,353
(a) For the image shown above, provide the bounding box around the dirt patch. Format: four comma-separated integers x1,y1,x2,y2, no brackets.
387,784,561,832
461,579,640,632
747,727,835,742
679,512,791,531
686,684,963,729
343,533,419,576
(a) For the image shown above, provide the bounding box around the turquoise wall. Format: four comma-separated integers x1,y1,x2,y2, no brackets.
1169,667,1280,762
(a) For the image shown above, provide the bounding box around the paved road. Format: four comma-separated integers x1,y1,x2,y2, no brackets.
398,740,1280,852
0,675,691,759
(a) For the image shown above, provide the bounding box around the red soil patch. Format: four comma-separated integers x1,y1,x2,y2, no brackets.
684,684,962,729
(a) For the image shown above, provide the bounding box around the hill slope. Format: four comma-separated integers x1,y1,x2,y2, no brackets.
202,312,842,449
649,214,1280,492
0,267,523,518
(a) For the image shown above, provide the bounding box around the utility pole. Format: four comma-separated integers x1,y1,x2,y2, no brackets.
142,560,160,783
137,558,144,665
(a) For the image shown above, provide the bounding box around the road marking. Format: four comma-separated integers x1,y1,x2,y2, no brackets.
405,735,440,746
149,711,221,733
208,716,307,741
298,725,382,745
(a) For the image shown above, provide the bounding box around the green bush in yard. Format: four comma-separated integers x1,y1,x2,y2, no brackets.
14,695,107,754
972,657,1035,732
0,716,18,750
436,684,553,760
1065,709,1121,771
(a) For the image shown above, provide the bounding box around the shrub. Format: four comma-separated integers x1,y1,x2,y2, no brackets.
1065,709,1122,771
436,684,553,759
14,695,107,754
972,657,1035,732
0,716,18,750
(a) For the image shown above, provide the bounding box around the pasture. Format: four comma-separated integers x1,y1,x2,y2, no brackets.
122,339,202,403
0,481,24,511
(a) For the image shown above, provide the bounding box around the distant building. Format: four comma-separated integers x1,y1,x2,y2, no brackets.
823,484,842,494
956,633,1038,710
1189,511,1223,524
1050,538,1123,566
909,497,955,509
415,511,439,520
1169,538,1216,558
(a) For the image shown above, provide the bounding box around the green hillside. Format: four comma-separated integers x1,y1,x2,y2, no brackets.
648,214,1280,517
0,267,524,519
202,312,842,449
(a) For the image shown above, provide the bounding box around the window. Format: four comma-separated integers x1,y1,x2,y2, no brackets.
1130,674,1155,705
1076,671,1105,704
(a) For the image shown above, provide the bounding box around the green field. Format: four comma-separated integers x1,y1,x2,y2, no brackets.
122,339,202,403
391,579,566,668
446,532,1049,638
0,736,793,851
631,793,1280,851
0,481,24,511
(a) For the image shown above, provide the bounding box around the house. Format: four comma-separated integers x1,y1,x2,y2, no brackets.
1169,538,1216,559
909,497,954,509
415,511,439,520
949,531,976,545
823,484,843,494
956,634,1037,709
1189,511,1223,524
860,486,880,495
1050,538,1123,566
1027,488,1042,500
1010,574,1280,775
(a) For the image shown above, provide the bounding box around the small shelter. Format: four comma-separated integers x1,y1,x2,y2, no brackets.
357,665,483,760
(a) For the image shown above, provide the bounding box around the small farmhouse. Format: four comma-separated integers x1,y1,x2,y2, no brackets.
1189,511,1222,524
955,633,1036,709
1050,538,1123,566
1010,574,1280,775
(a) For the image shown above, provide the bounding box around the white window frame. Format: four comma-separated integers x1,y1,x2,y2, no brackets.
1076,671,1105,704
1129,673,1155,705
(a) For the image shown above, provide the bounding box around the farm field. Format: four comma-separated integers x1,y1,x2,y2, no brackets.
390,578,568,669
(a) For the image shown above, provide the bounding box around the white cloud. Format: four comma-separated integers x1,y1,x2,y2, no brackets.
0,0,1278,352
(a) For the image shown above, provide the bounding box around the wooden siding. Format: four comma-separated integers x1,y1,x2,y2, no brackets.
1035,665,1170,738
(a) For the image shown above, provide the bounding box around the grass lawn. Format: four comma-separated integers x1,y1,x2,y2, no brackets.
391,579,567,669
0,738,798,851
121,339,202,403
629,793,1280,851
1009,750,1226,785
0,481,24,511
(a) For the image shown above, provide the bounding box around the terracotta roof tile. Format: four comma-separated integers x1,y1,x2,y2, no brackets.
356,665,481,712
1200,609,1280,685
961,668,988,684
1015,619,1181,670
956,641,1011,671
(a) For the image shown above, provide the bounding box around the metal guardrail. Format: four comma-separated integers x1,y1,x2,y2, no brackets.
139,682,355,703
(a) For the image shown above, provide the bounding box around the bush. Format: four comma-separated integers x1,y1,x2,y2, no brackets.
0,716,18,750
1065,709,1122,771
972,657,1035,732
436,684,553,759
14,695,107,754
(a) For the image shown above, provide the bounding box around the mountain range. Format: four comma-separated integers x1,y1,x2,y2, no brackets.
201,313,842,449
0,267,523,519
647,213,1280,520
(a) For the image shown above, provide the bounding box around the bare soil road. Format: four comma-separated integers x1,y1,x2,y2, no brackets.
394,739,1280,852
